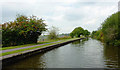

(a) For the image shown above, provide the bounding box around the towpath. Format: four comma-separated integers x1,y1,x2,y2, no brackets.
1,41,61,53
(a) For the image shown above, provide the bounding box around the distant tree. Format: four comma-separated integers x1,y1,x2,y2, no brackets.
70,33,74,38
91,31,97,38
48,26,59,40
70,27,90,38
83,30,90,37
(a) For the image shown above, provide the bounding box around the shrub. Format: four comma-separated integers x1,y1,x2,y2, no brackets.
2,15,47,47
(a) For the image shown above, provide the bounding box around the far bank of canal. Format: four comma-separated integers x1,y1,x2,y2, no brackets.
3,38,120,68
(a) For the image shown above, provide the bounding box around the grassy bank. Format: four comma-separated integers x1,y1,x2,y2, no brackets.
1,40,58,50
1,38,79,57
1,37,72,50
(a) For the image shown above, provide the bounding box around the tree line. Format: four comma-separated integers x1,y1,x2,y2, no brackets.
91,12,120,46
2,15,90,47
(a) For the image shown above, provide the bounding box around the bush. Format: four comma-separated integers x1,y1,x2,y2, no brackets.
92,12,120,46
101,12,119,46
114,40,120,46
2,15,47,47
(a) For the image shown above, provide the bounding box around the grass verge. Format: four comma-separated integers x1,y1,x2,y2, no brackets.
1,38,79,57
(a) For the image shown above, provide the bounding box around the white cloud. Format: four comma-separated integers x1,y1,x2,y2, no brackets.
0,0,119,33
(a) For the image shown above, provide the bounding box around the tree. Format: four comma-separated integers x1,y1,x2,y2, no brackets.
70,27,90,38
2,15,47,47
48,26,59,40
70,33,74,38
83,30,90,37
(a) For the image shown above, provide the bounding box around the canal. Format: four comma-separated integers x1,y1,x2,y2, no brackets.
3,38,119,68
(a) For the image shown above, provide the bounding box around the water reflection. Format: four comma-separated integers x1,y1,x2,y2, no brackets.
103,45,119,68
71,38,88,47
3,53,47,68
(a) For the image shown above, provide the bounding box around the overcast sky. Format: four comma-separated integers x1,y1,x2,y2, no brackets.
0,0,119,34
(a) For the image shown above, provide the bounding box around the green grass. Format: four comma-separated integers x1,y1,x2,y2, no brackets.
1,38,79,57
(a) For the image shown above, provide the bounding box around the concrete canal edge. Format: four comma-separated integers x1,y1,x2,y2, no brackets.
2,38,84,66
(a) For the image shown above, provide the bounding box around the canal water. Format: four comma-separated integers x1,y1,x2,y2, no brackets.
3,38,120,68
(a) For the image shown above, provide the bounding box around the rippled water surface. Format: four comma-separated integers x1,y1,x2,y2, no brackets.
4,38,120,68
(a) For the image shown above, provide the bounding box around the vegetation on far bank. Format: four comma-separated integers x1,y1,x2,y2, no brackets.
2,14,89,48
70,27,90,38
91,12,120,46
2,15,47,47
